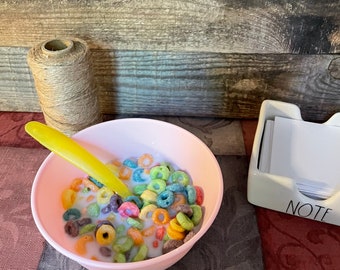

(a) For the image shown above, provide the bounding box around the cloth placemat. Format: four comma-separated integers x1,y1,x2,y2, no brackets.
0,146,49,270
37,156,263,270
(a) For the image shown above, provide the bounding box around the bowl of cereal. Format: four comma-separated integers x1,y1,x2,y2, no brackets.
31,118,223,270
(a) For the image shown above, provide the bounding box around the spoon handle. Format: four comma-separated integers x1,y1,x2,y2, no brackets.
25,121,131,198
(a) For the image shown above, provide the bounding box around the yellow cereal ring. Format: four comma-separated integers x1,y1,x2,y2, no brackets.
166,225,185,240
169,218,185,232
96,187,114,205
95,221,116,246
139,204,157,220
127,227,144,246
152,208,170,225
140,190,157,204
61,189,76,210
74,235,94,255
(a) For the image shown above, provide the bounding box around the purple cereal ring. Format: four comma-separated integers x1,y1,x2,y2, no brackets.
118,201,140,218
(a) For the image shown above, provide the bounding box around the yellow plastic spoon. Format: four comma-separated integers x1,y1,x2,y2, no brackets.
25,121,131,198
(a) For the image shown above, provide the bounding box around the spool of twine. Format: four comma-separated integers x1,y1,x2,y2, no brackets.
27,38,102,136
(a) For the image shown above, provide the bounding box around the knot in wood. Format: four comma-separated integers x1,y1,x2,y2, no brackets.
328,57,340,79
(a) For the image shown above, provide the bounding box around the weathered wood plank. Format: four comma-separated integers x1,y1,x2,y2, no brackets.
0,47,339,121
0,0,339,53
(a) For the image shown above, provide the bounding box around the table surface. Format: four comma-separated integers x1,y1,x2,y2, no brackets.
1,112,340,270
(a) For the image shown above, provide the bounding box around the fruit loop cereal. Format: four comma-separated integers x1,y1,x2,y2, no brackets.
61,153,204,263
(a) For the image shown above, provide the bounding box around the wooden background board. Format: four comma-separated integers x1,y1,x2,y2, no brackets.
0,0,339,121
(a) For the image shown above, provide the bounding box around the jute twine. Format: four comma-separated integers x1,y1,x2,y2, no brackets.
27,38,102,136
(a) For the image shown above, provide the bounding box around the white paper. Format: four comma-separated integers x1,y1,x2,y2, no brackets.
267,116,340,199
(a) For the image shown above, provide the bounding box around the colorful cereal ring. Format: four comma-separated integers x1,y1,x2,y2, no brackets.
88,176,104,188
152,208,170,225
186,185,197,205
133,184,148,195
127,227,144,246
118,201,140,218
142,225,156,236
126,217,143,230
86,202,100,217
132,244,148,262
64,220,79,237
194,186,204,205
82,178,99,192
138,153,154,168
123,158,138,168
109,194,123,213
190,205,203,226
133,168,148,182
139,204,157,220
169,218,185,232
74,235,94,255
70,177,83,192
176,212,194,231
112,236,134,253
124,195,143,209
61,189,76,210
118,166,132,180
170,171,190,186
171,194,187,209
147,179,166,194
157,190,174,208
63,208,81,221
166,225,185,240
95,221,116,246
96,187,114,205
155,226,166,240
113,253,126,263
166,183,186,193
150,165,170,180
140,190,157,204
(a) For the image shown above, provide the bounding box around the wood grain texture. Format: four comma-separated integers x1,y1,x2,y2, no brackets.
0,0,339,54
1,47,340,122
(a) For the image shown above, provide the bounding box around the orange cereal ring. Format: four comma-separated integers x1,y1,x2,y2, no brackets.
138,153,154,168
82,178,99,192
127,227,144,246
142,225,156,237
118,166,132,180
74,235,94,255
61,189,76,210
152,208,170,225
70,178,83,191
166,225,185,240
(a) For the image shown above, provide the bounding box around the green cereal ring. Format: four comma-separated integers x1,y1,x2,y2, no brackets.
88,176,104,188
170,171,190,186
190,205,203,226
150,165,170,180
112,236,134,253
126,217,143,230
87,202,100,217
186,185,197,205
140,190,157,204
133,184,148,196
139,204,157,219
63,208,81,221
113,252,126,263
125,195,143,209
96,187,114,205
160,162,175,173
176,212,194,231
79,223,96,235
132,244,148,262
116,224,126,235
147,179,166,194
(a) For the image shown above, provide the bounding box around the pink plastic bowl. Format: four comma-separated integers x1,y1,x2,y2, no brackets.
31,118,223,270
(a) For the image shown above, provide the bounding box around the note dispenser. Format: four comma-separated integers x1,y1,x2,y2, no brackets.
247,100,340,225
